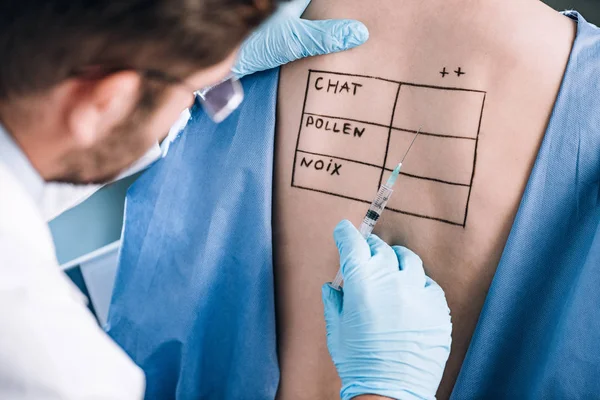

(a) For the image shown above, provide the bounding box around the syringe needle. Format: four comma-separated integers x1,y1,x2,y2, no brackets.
400,127,422,163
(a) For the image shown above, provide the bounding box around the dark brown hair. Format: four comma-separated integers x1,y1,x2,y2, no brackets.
0,0,279,100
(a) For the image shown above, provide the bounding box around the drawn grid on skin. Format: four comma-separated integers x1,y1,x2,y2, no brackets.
291,70,486,228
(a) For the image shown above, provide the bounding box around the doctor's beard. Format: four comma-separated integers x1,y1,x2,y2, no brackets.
51,83,170,185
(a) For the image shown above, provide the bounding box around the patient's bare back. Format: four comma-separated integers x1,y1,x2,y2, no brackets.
273,1,575,398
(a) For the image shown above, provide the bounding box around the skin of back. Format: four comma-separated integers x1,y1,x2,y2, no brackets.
273,0,576,398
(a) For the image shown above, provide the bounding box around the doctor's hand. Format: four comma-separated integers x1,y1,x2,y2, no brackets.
322,220,452,400
232,0,369,78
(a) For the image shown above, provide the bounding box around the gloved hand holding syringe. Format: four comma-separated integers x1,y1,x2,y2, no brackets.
323,127,452,400
330,128,422,290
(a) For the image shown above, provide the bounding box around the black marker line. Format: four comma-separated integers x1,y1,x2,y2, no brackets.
399,81,481,93
297,149,470,187
303,112,476,141
291,71,312,186
382,168,470,187
391,127,477,141
384,206,465,227
463,92,486,227
308,69,486,94
292,185,374,205
400,172,470,187
379,83,402,187
296,150,382,170
292,185,464,227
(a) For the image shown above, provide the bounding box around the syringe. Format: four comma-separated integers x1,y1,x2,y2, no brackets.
330,128,421,290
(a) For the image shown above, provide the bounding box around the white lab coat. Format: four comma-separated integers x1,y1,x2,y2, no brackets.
0,131,168,398
0,108,189,399
0,162,145,399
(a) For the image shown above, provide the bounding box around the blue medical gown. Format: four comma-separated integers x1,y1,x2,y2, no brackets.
108,11,600,400
106,70,281,399
451,12,600,398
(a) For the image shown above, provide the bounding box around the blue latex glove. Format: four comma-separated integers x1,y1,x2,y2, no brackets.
232,0,369,78
322,220,452,400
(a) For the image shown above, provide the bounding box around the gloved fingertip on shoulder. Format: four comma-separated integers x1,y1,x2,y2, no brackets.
302,19,369,54
333,19,369,49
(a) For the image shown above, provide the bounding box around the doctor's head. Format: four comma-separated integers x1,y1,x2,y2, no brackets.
0,0,276,184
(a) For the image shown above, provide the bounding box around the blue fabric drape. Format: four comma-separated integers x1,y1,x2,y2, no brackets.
451,12,600,399
107,69,280,400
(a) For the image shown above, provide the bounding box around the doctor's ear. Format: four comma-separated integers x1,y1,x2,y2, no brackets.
67,71,141,148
